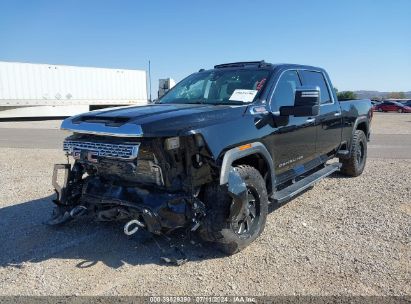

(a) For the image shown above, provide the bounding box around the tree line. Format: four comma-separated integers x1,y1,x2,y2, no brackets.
334,88,407,101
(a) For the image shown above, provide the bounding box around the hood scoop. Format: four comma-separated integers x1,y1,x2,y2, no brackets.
61,116,143,138
72,115,131,127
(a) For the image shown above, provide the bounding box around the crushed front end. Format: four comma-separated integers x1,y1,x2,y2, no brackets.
51,129,215,236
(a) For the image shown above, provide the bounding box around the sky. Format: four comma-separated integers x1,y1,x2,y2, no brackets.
0,0,410,98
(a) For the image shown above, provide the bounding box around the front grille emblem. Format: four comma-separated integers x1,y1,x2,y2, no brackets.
87,150,99,163
72,149,98,163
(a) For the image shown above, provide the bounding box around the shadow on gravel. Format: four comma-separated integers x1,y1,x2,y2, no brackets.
328,171,351,179
0,195,224,269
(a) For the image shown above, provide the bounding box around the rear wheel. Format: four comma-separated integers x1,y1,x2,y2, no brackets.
198,165,268,255
339,130,367,177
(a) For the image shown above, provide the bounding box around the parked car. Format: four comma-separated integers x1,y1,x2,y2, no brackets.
50,61,373,254
402,100,411,107
371,100,381,111
374,101,411,113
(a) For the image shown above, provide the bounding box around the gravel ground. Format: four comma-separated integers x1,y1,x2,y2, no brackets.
0,147,409,296
0,112,409,296
371,113,411,134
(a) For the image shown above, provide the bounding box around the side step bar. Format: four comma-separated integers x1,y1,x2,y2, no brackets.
271,163,341,204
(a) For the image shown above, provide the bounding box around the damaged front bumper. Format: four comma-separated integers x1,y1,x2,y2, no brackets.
51,164,205,235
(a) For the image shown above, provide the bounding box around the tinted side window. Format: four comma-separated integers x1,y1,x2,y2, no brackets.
271,70,301,111
300,71,332,104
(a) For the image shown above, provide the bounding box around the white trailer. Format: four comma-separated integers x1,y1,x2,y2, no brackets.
0,61,148,118
158,78,176,98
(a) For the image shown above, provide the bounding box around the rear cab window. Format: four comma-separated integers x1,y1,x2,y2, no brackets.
300,70,332,104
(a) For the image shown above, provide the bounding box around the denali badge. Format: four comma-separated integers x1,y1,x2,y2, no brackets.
278,155,303,168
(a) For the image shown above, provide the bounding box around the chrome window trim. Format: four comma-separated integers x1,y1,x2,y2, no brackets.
61,118,144,137
305,70,335,106
268,68,335,112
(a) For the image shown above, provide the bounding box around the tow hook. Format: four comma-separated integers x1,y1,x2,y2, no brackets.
124,219,145,236
69,205,87,218
227,168,248,222
45,205,86,226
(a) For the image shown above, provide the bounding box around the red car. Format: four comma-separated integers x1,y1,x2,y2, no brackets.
374,101,411,113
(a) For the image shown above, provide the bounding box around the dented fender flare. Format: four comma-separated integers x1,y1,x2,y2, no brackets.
226,168,248,222
219,142,275,192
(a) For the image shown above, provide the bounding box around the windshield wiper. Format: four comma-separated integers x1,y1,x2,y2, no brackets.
186,100,206,104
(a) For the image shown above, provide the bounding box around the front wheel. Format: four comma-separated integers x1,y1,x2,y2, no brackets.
398,109,403,113
198,165,268,255
339,130,367,177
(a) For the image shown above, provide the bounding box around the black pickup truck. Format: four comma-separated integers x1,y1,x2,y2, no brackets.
51,61,373,254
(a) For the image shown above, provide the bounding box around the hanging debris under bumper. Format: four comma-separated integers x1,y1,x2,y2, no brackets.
50,163,205,235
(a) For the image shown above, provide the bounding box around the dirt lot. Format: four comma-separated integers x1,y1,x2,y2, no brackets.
0,113,410,296
371,113,411,134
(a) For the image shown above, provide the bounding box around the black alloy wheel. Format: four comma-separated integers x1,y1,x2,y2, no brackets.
232,188,260,236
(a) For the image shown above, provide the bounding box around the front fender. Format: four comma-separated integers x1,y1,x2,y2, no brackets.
219,142,275,192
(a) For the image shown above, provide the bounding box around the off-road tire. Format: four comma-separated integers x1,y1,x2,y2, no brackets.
339,130,367,177
198,165,268,255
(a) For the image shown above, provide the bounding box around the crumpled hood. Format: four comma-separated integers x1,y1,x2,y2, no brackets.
62,103,248,137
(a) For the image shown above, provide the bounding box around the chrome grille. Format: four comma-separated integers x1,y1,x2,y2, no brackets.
63,140,140,160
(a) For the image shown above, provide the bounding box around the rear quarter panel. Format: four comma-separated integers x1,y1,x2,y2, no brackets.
339,99,373,148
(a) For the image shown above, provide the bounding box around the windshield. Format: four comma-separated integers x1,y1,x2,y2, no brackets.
159,69,270,105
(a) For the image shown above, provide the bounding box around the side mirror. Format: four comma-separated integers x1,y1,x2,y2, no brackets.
280,86,320,117
252,105,289,129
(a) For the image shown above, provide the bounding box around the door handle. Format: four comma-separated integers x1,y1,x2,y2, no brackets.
334,112,341,117
306,118,315,123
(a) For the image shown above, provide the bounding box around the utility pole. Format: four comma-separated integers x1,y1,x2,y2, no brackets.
148,60,152,102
